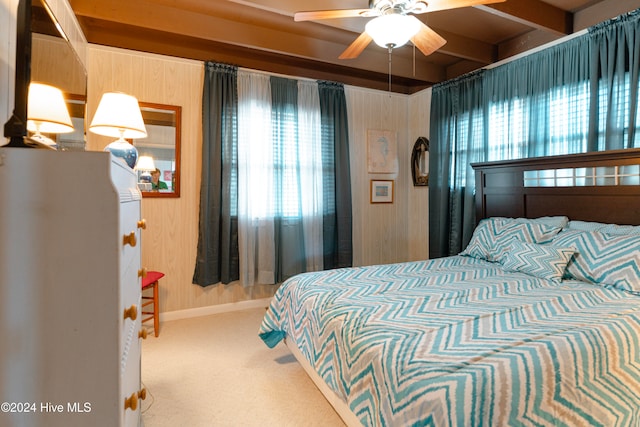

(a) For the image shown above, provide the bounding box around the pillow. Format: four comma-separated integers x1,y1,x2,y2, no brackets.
494,216,569,229
521,216,570,229
499,240,576,282
601,223,640,235
552,229,640,293
566,220,609,232
461,217,563,262
566,220,640,235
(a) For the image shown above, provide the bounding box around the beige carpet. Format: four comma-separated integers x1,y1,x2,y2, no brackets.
140,307,346,427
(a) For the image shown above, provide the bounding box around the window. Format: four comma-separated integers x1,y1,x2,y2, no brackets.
524,165,640,187
453,73,640,187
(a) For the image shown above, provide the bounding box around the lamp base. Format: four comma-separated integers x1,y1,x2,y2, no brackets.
24,135,57,150
104,139,138,168
27,133,58,149
139,172,152,183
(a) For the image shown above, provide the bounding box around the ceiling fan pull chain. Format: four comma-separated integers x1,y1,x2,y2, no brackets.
413,44,416,76
388,45,393,96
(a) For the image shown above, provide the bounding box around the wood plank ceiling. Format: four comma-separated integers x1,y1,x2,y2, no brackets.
69,0,640,93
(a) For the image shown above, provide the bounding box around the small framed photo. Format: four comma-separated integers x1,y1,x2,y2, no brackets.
370,180,394,204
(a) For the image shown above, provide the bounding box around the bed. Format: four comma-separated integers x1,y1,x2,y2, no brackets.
259,148,640,426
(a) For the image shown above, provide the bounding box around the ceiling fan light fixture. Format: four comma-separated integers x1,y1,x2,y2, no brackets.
365,14,421,49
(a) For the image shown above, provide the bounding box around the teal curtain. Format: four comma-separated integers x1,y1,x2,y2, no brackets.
270,76,305,282
193,63,239,286
194,66,352,286
589,10,640,150
318,81,353,269
484,36,591,159
429,71,486,258
430,9,640,258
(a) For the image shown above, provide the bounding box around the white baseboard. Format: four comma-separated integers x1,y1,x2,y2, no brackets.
160,297,273,322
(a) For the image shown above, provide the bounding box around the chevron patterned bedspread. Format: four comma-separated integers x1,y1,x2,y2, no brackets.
259,255,640,426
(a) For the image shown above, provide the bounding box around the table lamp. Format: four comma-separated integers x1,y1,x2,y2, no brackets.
89,92,147,168
27,82,74,148
136,155,156,183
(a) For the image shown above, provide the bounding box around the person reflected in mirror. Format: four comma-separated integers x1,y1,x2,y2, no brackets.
151,168,168,191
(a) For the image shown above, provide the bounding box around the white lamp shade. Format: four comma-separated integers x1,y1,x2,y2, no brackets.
27,82,74,134
136,155,156,172
365,14,422,49
89,92,147,139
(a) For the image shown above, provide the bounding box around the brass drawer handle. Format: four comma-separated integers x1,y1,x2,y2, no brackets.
137,219,147,230
123,305,137,321
123,231,137,247
124,392,138,411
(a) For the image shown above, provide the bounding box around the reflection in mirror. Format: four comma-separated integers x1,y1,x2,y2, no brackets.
30,0,87,150
411,136,429,187
58,94,86,150
135,103,182,198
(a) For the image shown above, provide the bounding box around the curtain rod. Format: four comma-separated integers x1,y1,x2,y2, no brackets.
237,66,319,84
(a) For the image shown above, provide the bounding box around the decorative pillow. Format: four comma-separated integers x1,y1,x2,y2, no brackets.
461,218,563,262
461,218,507,260
552,229,640,293
520,216,570,229
499,240,576,282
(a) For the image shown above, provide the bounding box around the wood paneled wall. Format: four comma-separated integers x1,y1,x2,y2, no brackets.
407,88,431,261
86,45,431,313
32,34,85,95
44,0,86,68
346,86,430,267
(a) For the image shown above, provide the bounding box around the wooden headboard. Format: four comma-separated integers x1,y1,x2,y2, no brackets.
472,148,640,226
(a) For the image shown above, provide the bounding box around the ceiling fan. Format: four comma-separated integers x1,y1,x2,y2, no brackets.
294,0,506,59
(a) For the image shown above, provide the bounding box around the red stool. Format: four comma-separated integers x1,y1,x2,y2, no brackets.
141,271,164,337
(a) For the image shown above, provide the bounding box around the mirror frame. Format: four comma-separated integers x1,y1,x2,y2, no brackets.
411,136,429,187
4,0,89,148
137,102,182,198
3,0,30,146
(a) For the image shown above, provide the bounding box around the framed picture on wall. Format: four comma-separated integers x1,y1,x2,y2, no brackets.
367,129,398,173
370,180,394,204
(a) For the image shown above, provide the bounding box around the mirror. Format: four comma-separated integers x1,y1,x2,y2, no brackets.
30,0,87,149
411,136,429,187
3,0,87,147
135,102,182,198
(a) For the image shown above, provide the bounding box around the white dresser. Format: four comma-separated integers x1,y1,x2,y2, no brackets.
0,147,145,426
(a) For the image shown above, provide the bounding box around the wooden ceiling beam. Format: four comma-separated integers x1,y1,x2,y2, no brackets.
70,0,497,86
70,0,449,83
432,28,497,64
497,29,560,60
81,18,436,94
477,0,573,36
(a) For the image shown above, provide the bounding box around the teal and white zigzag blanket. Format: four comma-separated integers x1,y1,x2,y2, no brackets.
259,256,640,426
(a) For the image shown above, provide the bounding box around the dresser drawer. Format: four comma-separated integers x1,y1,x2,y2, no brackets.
120,239,141,306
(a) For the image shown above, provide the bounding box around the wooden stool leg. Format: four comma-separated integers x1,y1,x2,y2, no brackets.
153,281,160,337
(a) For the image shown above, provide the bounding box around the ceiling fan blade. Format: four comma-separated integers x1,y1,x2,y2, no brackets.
294,9,375,22
339,32,373,59
410,23,447,56
423,0,506,13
